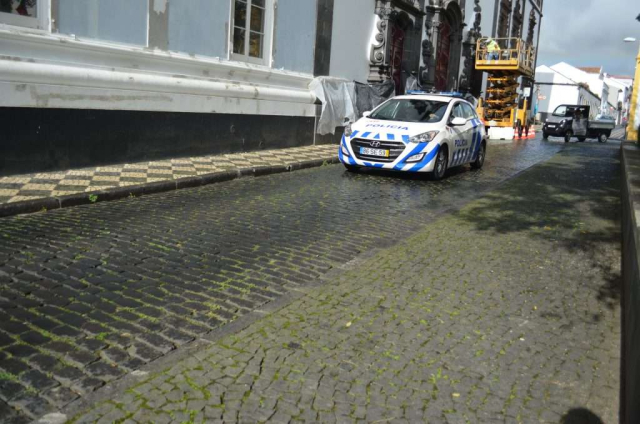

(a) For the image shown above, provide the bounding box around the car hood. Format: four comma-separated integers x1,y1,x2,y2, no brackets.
545,115,566,124
351,118,443,140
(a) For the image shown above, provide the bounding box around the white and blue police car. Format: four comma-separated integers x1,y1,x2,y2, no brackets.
338,92,487,180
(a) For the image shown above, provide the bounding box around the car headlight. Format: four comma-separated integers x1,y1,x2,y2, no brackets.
405,153,425,163
409,131,439,143
559,119,566,126
341,144,350,156
344,123,353,137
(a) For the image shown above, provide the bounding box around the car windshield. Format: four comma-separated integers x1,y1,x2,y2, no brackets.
369,99,449,123
553,106,567,117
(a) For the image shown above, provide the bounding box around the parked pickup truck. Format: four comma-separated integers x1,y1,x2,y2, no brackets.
542,104,615,143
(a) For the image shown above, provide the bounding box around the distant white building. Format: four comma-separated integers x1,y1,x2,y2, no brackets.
533,62,635,123
604,74,633,124
550,63,611,113
576,67,633,124
534,64,602,121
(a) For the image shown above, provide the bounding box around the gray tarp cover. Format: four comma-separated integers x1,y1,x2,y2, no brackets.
310,77,395,135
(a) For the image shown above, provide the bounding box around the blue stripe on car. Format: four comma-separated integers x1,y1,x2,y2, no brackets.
408,144,440,172
469,121,478,157
342,136,357,165
474,127,483,158
393,143,426,171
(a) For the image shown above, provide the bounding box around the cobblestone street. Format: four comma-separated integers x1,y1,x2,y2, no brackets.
0,138,621,422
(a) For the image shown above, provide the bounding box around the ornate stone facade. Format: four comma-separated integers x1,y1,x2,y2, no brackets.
510,0,523,40
367,0,541,98
459,0,482,94
368,0,424,91
526,9,537,45
418,0,464,91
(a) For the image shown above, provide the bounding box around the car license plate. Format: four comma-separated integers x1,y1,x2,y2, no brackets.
547,124,556,128
360,147,389,157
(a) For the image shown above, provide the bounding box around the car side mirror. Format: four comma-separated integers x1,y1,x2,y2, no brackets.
362,111,371,118
450,117,467,126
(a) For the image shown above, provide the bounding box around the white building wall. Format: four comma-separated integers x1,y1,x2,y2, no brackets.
550,63,604,102
167,0,229,58
604,76,632,123
535,65,580,119
0,1,319,117
328,0,376,82
477,0,496,38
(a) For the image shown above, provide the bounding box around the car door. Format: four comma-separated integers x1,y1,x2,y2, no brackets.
449,102,473,166
461,102,482,163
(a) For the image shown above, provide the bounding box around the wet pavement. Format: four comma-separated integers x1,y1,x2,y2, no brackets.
0,137,622,422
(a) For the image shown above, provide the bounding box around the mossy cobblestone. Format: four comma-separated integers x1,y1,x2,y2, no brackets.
59,141,622,423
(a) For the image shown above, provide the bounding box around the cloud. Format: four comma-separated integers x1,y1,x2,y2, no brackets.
537,0,639,75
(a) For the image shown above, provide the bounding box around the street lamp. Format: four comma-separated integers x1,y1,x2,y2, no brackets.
625,37,640,142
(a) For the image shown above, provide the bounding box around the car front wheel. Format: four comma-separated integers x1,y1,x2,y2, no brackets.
430,146,448,180
564,130,573,143
471,142,486,170
543,132,549,140
598,133,608,143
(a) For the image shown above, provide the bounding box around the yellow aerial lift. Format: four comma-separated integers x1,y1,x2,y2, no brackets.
475,38,536,139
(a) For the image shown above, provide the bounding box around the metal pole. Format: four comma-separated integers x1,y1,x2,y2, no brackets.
627,43,640,142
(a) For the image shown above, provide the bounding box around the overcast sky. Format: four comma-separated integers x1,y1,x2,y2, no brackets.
537,0,639,76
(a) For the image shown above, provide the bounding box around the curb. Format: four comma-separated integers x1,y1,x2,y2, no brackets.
0,157,340,219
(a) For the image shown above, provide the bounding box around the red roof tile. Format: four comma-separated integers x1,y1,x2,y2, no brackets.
577,66,602,74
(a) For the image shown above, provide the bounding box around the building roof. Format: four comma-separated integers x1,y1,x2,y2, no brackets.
609,75,633,80
577,66,602,74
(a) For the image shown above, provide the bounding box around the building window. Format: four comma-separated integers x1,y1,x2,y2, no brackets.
0,0,49,29
231,0,271,65
57,0,149,47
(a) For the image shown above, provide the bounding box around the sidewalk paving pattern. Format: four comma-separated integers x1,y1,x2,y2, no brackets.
67,144,622,423
0,138,621,422
0,145,337,205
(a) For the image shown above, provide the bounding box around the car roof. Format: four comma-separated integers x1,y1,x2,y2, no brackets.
392,94,461,103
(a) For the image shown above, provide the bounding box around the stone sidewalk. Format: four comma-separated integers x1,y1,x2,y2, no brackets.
62,145,621,423
0,144,337,216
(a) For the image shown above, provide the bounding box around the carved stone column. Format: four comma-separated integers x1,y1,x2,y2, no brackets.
369,0,424,85
420,6,441,90
369,2,395,82
459,0,482,93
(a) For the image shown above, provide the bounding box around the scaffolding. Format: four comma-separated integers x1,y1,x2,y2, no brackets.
475,37,535,130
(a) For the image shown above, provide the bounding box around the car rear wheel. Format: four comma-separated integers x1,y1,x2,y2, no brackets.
471,141,486,170
344,164,360,172
564,130,573,143
598,133,608,143
430,146,448,180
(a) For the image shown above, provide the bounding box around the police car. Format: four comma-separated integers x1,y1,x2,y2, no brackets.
338,92,487,180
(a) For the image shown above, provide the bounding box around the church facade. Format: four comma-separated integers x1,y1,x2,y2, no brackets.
329,0,544,97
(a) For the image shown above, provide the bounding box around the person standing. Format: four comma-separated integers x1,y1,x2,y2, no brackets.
486,38,501,61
